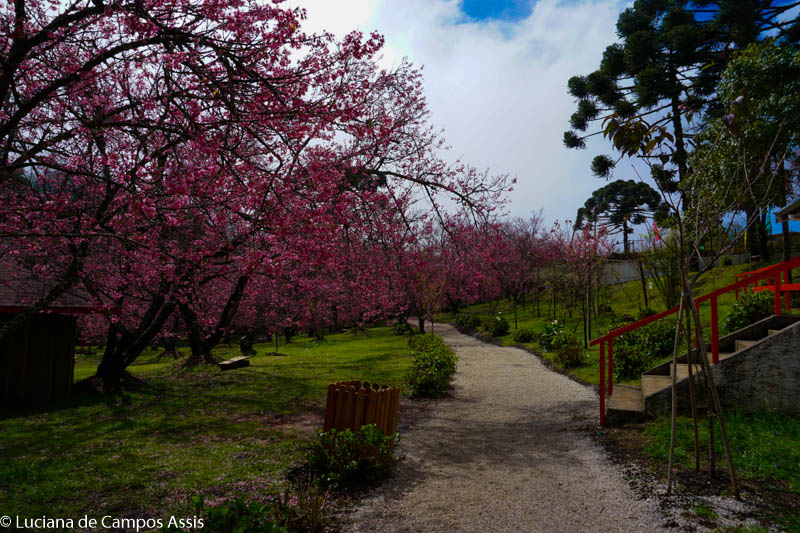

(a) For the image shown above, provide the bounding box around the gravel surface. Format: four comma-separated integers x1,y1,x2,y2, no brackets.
344,324,669,532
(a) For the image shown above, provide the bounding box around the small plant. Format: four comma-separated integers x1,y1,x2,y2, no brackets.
539,320,565,351
613,319,677,381
553,333,584,368
637,307,658,320
692,503,719,522
392,319,412,335
512,327,538,343
162,496,287,533
723,290,773,334
306,425,399,492
272,475,329,533
405,333,457,397
722,256,734,267
454,313,481,331
484,314,509,337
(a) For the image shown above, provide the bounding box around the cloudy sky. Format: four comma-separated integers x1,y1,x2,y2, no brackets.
292,0,630,225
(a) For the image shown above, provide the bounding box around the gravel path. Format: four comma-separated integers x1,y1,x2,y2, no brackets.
345,324,668,532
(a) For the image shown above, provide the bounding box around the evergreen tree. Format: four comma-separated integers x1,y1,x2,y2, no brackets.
575,179,665,253
564,1,799,191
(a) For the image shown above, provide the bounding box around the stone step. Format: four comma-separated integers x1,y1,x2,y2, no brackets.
671,363,703,380
607,385,643,412
718,351,735,361
735,339,758,351
642,375,672,397
768,329,780,336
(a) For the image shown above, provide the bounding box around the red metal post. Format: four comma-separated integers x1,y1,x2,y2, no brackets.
608,338,614,397
599,341,606,426
710,295,719,364
785,270,791,311
774,272,782,315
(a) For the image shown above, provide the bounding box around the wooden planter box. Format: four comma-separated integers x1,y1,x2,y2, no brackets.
323,381,400,436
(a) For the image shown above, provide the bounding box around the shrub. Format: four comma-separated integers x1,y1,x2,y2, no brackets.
637,307,658,320
724,290,773,334
405,334,457,397
272,476,329,533
553,333,584,368
484,314,509,337
722,256,733,267
162,497,287,533
539,320,565,351
512,327,538,343
306,424,399,492
392,319,412,335
454,313,481,331
613,319,677,382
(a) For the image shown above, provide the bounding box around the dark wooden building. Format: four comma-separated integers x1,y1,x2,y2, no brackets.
0,270,94,406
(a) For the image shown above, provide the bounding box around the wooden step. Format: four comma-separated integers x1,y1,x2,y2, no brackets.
642,375,672,397
735,339,757,351
218,355,250,370
607,385,643,412
672,363,703,380
718,351,735,361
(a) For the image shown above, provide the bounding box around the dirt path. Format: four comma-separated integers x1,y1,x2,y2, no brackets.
345,324,668,532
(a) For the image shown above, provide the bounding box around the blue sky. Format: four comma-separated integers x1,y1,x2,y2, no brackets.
461,0,534,21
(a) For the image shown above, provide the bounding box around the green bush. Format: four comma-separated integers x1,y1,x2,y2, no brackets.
307,424,399,492
724,290,773,334
553,333,584,368
637,307,658,320
161,496,287,533
392,319,412,335
405,334,457,397
614,319,677,382
454,313,481,331
484,314,509,337
539,320,565,351
512,327,538,343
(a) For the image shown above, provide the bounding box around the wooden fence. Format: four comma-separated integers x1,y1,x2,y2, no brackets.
323,381,400,435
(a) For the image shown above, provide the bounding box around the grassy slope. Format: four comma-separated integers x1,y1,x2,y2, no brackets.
0,327,413,518
437,262,800,386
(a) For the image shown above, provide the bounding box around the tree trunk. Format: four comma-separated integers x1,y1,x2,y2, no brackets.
638,258,649,309
93,296,176,392
180,275,249,365
418,316,425,334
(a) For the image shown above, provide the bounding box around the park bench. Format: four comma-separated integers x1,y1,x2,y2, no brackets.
218,355,250,371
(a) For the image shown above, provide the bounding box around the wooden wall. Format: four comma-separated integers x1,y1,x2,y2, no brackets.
1,313,76,406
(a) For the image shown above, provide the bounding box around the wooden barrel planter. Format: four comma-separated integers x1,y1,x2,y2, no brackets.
323,381,400,436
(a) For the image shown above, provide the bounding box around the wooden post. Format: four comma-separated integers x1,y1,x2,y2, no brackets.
711,295,719,364
324,384,337,431
599,342,606,426
608,338,614,397
353,387,367,431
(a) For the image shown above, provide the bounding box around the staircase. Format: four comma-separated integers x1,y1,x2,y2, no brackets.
605,315,800,424
590,257,800,426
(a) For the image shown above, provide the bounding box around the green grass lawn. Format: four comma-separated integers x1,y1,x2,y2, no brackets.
0,326,413,519
644,410,800,531
437,262,800,386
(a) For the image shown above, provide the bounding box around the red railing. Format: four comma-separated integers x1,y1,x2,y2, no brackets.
590,256,800,425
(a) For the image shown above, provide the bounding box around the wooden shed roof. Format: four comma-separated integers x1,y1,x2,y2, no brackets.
0,267,96,314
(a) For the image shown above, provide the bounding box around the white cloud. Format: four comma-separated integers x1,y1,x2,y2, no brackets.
291,0,630,224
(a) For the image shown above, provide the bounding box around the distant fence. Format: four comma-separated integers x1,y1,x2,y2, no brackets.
323,381,400,435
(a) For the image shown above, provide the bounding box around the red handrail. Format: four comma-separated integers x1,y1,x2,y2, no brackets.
590,256,800,425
